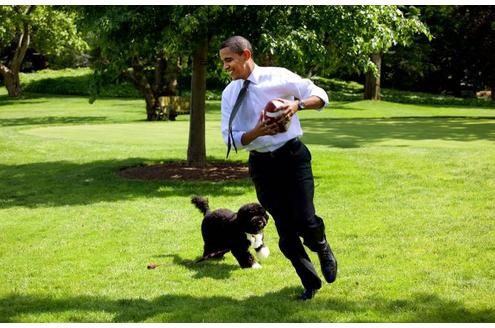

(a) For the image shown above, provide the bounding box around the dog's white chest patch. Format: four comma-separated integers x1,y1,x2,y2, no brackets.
245,232,263,249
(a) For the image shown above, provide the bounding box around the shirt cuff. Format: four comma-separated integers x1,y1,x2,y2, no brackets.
311,93,329,111
232,131,246,151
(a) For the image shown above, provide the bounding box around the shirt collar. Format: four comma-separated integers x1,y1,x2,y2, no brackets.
245,64,260,85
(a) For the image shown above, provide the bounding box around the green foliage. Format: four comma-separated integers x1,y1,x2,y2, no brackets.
81,8,218,73
29,6,89,68
249,6,430,77
0,6,18,42
384,6,495,95
19,68,140,98
382,88,495,107
310,75,495,107
311,76,364,93
310,76,363,101
324,5,431,75
75,5,431,101
0,5,88,68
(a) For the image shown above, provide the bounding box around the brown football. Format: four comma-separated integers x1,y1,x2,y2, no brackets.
262,99,291,132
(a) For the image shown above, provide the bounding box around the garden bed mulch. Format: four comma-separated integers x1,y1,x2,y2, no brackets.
118,162,249,181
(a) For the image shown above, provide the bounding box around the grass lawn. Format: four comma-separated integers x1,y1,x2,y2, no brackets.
0,89,494,322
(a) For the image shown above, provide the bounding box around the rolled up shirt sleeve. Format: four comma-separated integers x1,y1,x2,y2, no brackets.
283,69,329,109
306,79,329,109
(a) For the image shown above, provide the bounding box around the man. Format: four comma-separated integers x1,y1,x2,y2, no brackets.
219,35,337,300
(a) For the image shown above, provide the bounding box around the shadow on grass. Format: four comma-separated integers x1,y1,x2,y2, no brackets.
301,116,495,149
0,116,109,127
0,98,49,107
0,289,493,322
153,254,240,280
0,93,66,106
0,158,252,209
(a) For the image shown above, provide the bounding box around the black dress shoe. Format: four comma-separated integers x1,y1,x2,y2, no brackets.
298,288,318,301
318,242,337,283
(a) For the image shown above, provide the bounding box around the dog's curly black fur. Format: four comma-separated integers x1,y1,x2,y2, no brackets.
191,196,270,268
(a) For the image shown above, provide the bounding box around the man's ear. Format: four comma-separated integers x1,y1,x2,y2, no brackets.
242,49,252,61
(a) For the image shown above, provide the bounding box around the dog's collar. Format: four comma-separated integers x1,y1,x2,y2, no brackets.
245,232,263,249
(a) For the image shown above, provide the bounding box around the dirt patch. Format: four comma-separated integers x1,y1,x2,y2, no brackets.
118,162,249,181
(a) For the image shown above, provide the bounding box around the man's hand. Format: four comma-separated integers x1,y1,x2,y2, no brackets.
271,98,298,129
241,112,281,145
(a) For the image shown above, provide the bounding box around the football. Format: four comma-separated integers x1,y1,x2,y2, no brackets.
262,99,291,132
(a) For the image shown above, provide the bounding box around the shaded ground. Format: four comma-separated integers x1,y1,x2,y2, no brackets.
118,162,249,181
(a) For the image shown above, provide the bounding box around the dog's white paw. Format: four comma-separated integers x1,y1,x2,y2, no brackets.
251,262,262,269
256,246,270,259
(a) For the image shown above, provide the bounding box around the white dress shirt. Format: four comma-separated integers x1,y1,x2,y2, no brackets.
221,65,329,153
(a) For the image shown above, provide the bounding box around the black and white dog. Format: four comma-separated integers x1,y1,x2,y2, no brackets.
191,196,270,269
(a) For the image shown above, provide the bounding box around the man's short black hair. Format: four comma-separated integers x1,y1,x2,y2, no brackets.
219,36,253,55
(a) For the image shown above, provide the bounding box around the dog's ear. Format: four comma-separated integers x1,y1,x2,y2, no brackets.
236,205,250,224
237,203,265,224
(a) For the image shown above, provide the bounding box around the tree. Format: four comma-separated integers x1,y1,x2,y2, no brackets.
381,6,495,100
318,6,431,100
0,5,88,97
188,38,208,166
79,6,187,121
237,6,430,100
430,5,495,99
0,6,34,97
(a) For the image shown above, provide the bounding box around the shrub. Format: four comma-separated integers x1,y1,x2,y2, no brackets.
20,68,141,98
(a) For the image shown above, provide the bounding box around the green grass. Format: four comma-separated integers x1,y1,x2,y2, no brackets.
0,87,494,322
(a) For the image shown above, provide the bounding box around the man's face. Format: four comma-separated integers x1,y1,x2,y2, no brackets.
219,47,250,80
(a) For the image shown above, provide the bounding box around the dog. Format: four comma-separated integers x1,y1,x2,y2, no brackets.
191,196,270,269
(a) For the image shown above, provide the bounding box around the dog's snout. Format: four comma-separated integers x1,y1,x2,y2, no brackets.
254,216,267,228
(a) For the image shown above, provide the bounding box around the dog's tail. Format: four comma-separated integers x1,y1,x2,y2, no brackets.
191,195,210,216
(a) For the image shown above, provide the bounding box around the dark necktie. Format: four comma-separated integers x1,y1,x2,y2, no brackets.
227,79,251,158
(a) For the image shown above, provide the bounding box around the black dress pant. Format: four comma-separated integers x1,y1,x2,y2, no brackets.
248,138,325,290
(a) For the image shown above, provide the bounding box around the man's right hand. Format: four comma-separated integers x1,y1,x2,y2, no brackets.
241,112,282,145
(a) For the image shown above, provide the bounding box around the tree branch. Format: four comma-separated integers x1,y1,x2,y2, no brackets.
11,10,32,73
24,5,35,15
0,62,11,77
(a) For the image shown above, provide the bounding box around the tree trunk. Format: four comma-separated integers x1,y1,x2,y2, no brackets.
364,53,382,100
1,7,32,98
161,56,181,120
154,52,166,96
137,75,162,121
1,69,23,97
125,61,165,121
187,38,208,167
164,57,180,96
